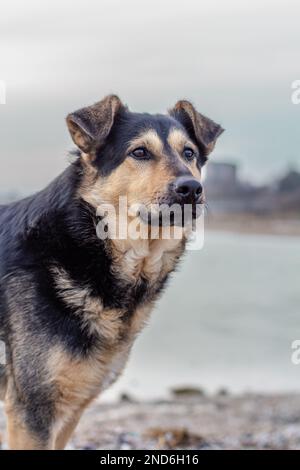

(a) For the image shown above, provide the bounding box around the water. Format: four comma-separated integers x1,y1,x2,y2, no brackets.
103,231,300,400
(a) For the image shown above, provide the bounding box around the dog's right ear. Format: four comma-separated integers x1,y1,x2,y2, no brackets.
169,100,224,157
66,95,125,153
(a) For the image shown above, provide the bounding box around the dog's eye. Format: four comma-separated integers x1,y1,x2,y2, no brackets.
130,147,150,160
183,147,195,161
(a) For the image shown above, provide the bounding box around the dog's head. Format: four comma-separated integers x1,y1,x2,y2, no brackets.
67,95,223,226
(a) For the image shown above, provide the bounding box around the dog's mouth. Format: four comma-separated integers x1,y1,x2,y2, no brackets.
137,202,204,227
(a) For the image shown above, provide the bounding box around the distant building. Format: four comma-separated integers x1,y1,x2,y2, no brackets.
204,161,246,204
274,169,300,213
278,170,300,193
205,162,300,215
205,161,252,213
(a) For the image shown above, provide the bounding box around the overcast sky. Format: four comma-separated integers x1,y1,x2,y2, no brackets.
0,0,300,193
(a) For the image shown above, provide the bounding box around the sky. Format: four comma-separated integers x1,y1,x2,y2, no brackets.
0,0,300,193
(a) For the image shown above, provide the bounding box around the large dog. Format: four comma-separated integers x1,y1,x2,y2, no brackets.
0,95,223,449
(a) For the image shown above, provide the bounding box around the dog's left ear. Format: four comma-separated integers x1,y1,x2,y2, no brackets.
66,95,125,153
169,100,224,156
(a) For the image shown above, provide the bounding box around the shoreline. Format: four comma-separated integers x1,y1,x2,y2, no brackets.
205,214,300,237
70,392,300,450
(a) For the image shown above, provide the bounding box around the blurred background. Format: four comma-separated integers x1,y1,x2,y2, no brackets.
1,0,300,401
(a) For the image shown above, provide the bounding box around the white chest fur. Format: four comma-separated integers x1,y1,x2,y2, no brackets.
111,237,185,284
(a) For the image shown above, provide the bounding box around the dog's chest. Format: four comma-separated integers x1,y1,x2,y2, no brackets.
50,240,184,411
53,237,183,318
111,237,184,286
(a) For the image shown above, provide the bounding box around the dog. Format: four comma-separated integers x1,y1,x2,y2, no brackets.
0,95,223,449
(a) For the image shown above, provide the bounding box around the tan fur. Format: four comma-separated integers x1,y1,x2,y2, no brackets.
77,127,190,286
50,266,125,340
47,348,118,446
77,130,188,285
50,263,169,340
54,406,86,450
127,129,164,156
46,262,166,444
6,410,46,450
79,127,201,213
79,154,173,210
46,302,153,447
167,128,201,179
44,242,183,447
79,129,172,209
110,236,184,283
167,127,197,154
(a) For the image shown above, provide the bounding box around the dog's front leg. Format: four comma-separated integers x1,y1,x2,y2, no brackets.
6,409,54,450
0,365,7,401
5,378,56,450
54,405,87,450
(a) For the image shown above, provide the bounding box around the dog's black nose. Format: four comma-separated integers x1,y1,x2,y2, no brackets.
173,177,203,203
